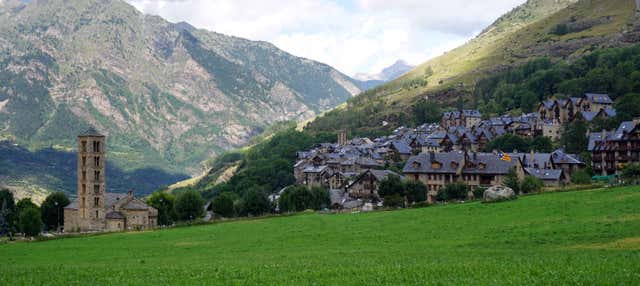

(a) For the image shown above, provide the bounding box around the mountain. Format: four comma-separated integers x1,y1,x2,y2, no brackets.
306,0,640,134
0,0,361,196
354,60,415,90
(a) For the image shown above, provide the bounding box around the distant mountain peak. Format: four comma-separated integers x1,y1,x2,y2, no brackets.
353,59,415,89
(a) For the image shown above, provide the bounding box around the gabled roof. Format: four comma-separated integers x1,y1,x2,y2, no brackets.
106,211,125,220
584,93,613,104
551,149,584,165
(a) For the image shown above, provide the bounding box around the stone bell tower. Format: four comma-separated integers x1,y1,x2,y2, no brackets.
77,127,106,230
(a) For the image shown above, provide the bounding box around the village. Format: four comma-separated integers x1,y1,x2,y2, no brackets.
293,93,640,209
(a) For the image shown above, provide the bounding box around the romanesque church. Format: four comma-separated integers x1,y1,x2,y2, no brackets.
64,128,157,232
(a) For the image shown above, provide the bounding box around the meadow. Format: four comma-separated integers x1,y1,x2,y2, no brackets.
1,187,639,285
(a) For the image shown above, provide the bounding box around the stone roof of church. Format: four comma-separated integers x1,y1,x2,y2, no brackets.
105,211,125,220
78,127,104,137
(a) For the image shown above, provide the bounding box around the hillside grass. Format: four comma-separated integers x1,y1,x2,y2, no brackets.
1,186,639,285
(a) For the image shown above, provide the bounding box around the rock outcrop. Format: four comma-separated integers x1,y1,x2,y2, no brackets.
483,186,517,203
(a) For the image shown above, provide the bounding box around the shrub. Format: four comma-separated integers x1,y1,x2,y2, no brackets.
378,175,404,198
520,176,544,194
0,189,17,235
472,187,486,200
383,194,404,208
504,169,521,194
571,170,592,185
19,207,41,237
174,189,205,221
440,182,468,201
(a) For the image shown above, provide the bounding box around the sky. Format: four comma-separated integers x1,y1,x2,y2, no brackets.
126,0,527,76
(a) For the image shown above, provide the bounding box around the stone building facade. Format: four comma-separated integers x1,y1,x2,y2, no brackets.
64,128,157,232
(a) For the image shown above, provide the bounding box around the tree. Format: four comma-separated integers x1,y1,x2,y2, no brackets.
614,93,640,122
484,134,529,153
530,136,553,153
212,192,236,217
404,180,427,204
378,175,405,198
174,189,205,221
0,189,17,235
147,191,177,225
279,186,329,212
243,187,271,216
439,182,468,201
19,207,42,237
520,176,544,194
504,169,521,194
40,192,70,231
16,198,38,218
561,119,589,154
413,99,441,124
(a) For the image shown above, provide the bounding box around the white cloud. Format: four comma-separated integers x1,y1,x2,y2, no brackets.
126,0,526,76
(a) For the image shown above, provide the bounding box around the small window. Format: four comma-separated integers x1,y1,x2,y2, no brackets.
94,171,100,181
94,156,100,167
95,210,99,218
94,185,100,194
94,197,100,207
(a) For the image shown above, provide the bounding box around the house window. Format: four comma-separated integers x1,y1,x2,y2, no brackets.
94,171,100,181
94,156,100,167
95,210,99,218
94,197,100,207
93,141,101,153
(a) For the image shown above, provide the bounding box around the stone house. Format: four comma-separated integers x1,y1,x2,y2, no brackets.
345,169,400,199
402,151,516,193
589,119,640,175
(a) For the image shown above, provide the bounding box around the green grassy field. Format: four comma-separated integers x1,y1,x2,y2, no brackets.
1,187,639,285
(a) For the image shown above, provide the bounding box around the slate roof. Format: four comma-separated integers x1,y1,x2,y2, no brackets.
510,153,552,168
551,149,584,165
303,165,328,173
105,211,125,220
584,93,613,104
120,199,151,211
524,168,562,181
390,140,412,155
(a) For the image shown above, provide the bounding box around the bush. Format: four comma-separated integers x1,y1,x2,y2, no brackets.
19,207,41,237
40,192,69,231
212,192,236,217
472,187,486,200
571,170,592,185
520,176,544,194
174,189,205,221
504,169,521,194
383,194,404,208
440,182,468,201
